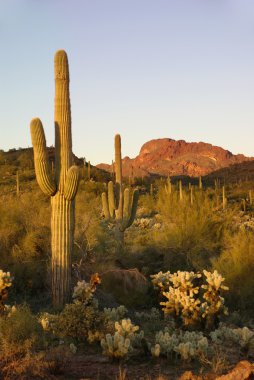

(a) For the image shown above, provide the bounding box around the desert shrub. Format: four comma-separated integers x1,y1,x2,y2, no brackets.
53,276,104,343
0,339,52,380
0,269,13,312
212,230,254,312
74,189,115,277
53,302,104,343
155,187,230,270
0,191,50,300
0,304,44,348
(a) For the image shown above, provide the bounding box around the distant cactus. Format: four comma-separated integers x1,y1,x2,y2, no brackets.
242,198,247,212
150,183,154,196
87,160,91,180
101,134,139,249
199,176,202,190
165,176,172,195
222,186,227,210
190,185,194,205
16,170,20,196
179,180,183,201
249,190,253,206
30,50,80,308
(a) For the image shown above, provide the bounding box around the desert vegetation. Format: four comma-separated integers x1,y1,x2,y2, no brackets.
1,51,254,380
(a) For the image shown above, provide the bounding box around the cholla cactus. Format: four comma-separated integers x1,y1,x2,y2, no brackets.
39,312,58,332
155,271,201,326
103,305,127,322
151,329,208,361
152,328,180,357
0,270,13,312
115,318,139,339
234,327,254,349
72,273,101,305
69,343,77,354
152,270,228,329
101,332,132,358
101,318,143,358
150,271,171,292
210,325,254,350
201,270,228,328
161,287,201,326
114,318,144,349
170,271,201,296
175,331,208,361
101,135,139,249
135,307,161,321
151,343,161,357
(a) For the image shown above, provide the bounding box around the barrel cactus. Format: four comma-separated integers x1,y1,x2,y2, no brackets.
101,134,139,249
30,50,80,308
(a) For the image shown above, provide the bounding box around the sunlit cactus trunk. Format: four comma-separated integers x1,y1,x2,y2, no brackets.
51,193,75,305
30,51,79,308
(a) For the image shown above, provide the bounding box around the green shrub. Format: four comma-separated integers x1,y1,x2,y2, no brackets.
212,230,254,312
155,186,231,270
0,305,44,348
53,302,104,343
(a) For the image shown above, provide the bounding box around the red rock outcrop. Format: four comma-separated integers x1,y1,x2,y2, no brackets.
97,138,253,178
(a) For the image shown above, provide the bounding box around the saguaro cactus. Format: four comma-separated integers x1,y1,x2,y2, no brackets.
165,176,172,195
222,186,227,210
179,180,183,201
16,170,20,196
199,176,203,190
30,50,79,308
101,134,139,249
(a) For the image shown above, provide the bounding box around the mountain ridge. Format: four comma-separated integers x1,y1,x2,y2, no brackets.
97,138,254,178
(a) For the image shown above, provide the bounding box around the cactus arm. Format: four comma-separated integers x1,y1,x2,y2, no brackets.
102,192,110,219
30,118,56,196
123,189,139,229
108,181,116,218
54,50,72,190
63,166,80,200
123,188,130,219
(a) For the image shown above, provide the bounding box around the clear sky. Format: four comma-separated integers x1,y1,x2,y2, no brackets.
1,0,254,164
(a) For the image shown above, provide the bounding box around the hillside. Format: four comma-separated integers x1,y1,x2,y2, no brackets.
97,138,254,178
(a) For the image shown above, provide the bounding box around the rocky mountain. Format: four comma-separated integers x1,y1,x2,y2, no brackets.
97,138,253,178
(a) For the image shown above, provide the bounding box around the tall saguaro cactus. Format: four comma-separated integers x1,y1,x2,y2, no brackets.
101,134,139,249
30,50,80,308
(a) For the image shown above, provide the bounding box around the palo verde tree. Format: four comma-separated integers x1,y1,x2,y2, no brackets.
101,134,139,250
30,50,80,308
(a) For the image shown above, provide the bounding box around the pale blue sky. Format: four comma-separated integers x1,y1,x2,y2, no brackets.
1,0,254,164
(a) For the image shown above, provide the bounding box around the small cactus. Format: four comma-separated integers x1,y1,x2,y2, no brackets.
101,332,132,358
